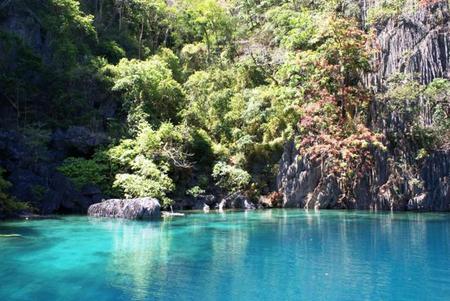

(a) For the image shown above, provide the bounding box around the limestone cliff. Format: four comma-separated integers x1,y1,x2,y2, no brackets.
277,1,450,211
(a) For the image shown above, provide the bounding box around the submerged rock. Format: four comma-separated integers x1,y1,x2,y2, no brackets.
87,198,161,220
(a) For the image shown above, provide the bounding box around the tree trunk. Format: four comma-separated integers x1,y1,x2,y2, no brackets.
139,18,144,59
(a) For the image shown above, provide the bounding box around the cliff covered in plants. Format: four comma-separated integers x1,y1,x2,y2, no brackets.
278,0,450,210
0,0,448,217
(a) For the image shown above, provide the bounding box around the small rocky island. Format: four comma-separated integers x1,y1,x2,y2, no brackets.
87,198,161,220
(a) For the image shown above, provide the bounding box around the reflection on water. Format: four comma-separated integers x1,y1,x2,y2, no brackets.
101,221,170,300
0,210,450,301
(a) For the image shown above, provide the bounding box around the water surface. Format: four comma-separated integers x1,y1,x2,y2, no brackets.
1,210,449,301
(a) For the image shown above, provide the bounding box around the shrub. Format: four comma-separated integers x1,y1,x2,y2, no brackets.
366,0,406,25
186,186,206,197
212,162,251,193
112,155,174,207
0,168,30,215
58,151,117,195
106,56,185,129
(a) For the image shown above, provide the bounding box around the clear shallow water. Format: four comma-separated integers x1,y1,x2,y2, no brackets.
1,210,450,301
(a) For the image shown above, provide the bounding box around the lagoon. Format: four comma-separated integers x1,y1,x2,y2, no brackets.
1,210,450,301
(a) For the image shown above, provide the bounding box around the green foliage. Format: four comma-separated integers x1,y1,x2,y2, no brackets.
0,168,30,215
58,157,107,189
41,0,96,68
187,129,216,167
0,30,44,127
383,76,450,149
180,43,209,74
106,56,185,129
31,185,48,200
385,74,422,105
58,151,117,195
178,0,236,59
367,0,407,25
113,159,174,204
21,124,52,162
424,79,450,135
266,6,317,50
105,122,194,206
212,162,251,193
156,48,184,83
5,0,446,207
271,10,385,194
186,186,206,197
415,148,429,160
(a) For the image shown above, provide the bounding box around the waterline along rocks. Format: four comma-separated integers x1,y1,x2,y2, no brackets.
88,198,161,220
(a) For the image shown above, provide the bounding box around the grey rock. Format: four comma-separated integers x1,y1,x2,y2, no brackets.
88,198,161,220
218,199,226,211
176,194,216,210
277,141,322,208
312,175,342,209
219,193,256,210
51,126,107,156
363,1,450,88
278,140,450,211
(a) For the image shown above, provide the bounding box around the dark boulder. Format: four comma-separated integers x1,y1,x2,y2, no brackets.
175,194,216,210
219,193,256,210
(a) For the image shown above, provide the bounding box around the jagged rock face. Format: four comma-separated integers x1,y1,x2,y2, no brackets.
0,2,52,64
51,126,108,157
278,2,450,211
364,1,450,88
278,140,450,211
0,130,104,214
409,151,450,210
88,198,161,220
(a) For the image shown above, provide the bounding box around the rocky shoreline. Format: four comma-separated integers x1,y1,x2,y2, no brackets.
3,192,450,222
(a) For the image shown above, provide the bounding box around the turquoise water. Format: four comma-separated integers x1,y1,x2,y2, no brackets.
1,210,450,301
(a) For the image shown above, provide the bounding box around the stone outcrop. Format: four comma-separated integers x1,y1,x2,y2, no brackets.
0,130,104,214
277,1,450,211
278,139,450,211
219,193,256,210
51,126,108,157
88,198,161,220
174,194,216,210
364,0,450,88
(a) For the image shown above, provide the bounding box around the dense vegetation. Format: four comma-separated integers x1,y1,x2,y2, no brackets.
0,0,448,210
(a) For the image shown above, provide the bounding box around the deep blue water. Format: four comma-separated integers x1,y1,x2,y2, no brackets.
0,210,450,301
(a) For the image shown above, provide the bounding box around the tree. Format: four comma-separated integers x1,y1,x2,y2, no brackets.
106,56,185,129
